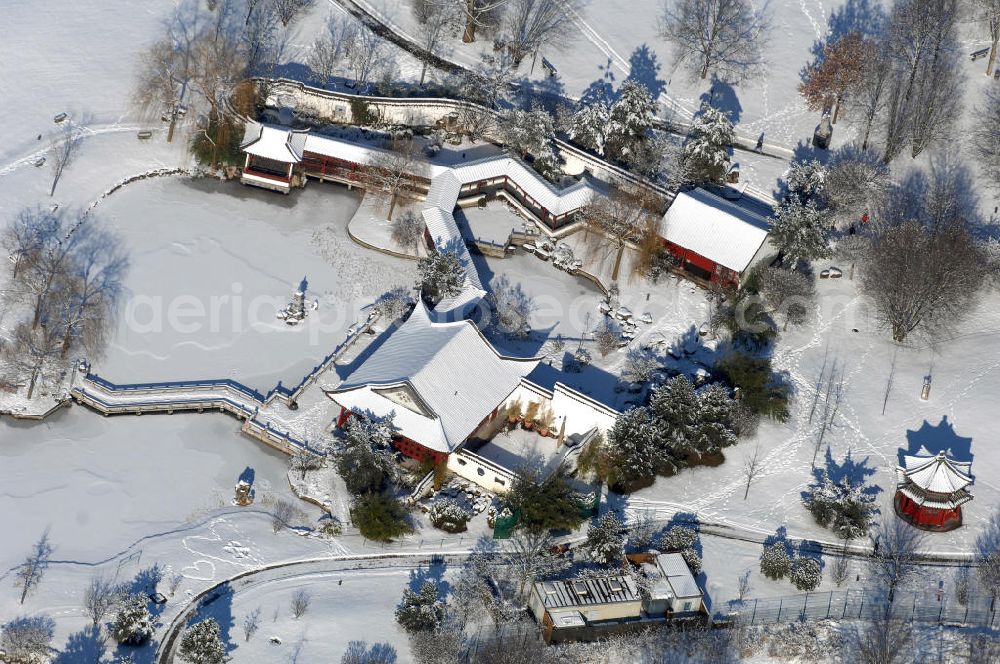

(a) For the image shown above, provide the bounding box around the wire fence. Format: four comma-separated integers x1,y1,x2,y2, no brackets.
723,588,999,629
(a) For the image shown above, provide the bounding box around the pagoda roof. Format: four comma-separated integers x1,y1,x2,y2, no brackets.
897,450,973,495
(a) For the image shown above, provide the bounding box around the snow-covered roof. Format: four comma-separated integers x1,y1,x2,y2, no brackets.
327,302,539,453
450,155,600,216
241,122,308,163
659,188,772,273
533,575,641,610
656,552,702,600
898,450,973,495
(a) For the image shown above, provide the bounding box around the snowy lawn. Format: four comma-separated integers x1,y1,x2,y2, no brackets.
95,177,417,392
623,274,1000,558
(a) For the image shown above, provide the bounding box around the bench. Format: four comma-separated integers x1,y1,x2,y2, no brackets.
972,47,990,61
541,57,557,77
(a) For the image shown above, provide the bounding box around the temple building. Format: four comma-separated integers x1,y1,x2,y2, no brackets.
895,449,974,531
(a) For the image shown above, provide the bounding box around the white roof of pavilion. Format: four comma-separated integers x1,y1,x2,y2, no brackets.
659,188,772,273
327,302,539,453
897,450,973,495
241,123,309,163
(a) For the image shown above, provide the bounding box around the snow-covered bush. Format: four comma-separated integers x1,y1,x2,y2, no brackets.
178,618,226,664
585,512,626,565
783,159,827,206
760,542,792,580
374,286,414,322
0,615,55,664
593,319,620,357
352,493,412,542
395,581,444,633
111,594,153,646
568,346,592,372
488,275,532,338
790,557,823,591
769,198,832,267
496,108,562,181
570,98,610,155
658,525,697,552
428,499,471,533
803,470,876,540
391,210,424,253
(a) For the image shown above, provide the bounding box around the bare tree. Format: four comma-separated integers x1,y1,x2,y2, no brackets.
454,0,509,43
953,565,971,605
347,24,389,90
621,346,659,383
503,0,580,70
83,575,125,626
412,1,460,84
0,615,55,663
391,210,425,254
741,442,763,500
659,0,770,83
971,0,1000,76
736,569,752,601
271,498,304,533
502,530,570,599
593,318,620,357
825,145,890,229
308,14,356,87
842,607,916,664
974,507,1000,599
581,186,659,281
1,208,59,281
3,322,66,400
168,571,184,596
845,40,891,151
15,530,54,605
272,0,314,26
49,122,83,197
55,223,128,360
365,140,428,221
289,447,324,479
859,219,985,342
242,607,261,641
290,588,311,618
974,86,1000,195
758,267,814,330
866,516,926,602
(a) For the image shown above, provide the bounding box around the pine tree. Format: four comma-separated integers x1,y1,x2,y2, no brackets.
569,98,611,155
606,80,656,162
496,108,562,180
111,594,153,646
760,542,792,580
790,557,823,591
395,581,444,633
178,618,227,664
683,104,734,184
605,406,661,490
585,512,626,566
416,250,466,304
692,383,738,456
769,198,831,267
649,375,700,461
804,470,876,540
337,413,397,495
784,159,827,205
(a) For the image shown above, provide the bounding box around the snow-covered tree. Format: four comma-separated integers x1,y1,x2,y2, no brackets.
455,0,508,43
581,185,659,281
975,87,1000,196
692,383,737,456
337,412,398,495
488,275,532,338
769,198,831,268
408,623,464,664
783,159,827,206
0,615,55,664
660,0,770,82
825,145,890,228
374,286,415,322
866,516,926,601
416,250,466,304
682,104,734,184
111,594,153,646
289,447,323,480
604,407,661,489
649,375,700,460
496,108,561,180
347,24,390,90
396,581,444,632
975,508,1000,599
308,14,356,87
459,51,515,109
367,140,428,221
760,541,792,580
428,499,472,533
585,512,626,566
803,470,877,540
657,526,702,575
411,0,461,84
790,557,823,591
48,122,83,197
569,98,610,155
178,618,227,664
290,588,310,619
605,80,657,163
272,0,314,26
82,575,125,626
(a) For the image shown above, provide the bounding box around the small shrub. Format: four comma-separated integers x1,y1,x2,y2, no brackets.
111,594,153,646
352,493,412,542
428,499,471,533
760,542,792,580
790,557,823,591
658,526,697,552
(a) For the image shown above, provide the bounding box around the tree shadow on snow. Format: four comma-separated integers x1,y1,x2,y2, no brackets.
342,640,398,664
407,561,451,597
191,581,237,655
902,416,974,467
698,75,742,125
625,45,667,102
54,626,107,664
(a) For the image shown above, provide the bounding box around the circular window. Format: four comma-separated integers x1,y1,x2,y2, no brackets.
477,468,485,476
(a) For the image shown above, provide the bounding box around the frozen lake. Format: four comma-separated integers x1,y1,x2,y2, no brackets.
96,177,416,393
